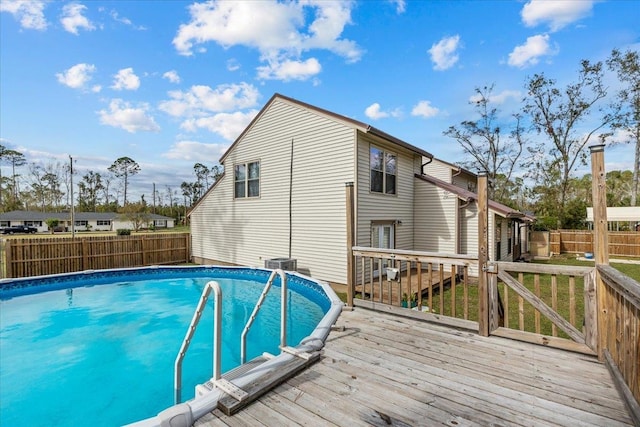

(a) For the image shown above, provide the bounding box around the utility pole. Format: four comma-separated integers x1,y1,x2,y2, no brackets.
69,155,75,239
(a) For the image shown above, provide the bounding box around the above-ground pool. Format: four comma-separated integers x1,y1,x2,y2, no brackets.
0,266,341,427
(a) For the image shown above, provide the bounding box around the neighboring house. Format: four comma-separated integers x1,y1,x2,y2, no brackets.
0,211,175,233
189,94,533,284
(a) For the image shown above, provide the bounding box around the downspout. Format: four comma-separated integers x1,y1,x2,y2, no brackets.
420,156,433,175
289,138,294,259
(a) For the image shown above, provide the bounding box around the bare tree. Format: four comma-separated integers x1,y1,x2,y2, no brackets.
523,60,615,228
607,48,640,206
444,84,525,204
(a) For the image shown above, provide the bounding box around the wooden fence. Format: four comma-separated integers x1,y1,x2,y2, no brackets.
2,233,191,278
547,230,640,258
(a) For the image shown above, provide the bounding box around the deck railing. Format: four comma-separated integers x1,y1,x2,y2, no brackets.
597,264,640,415
352,247,478,330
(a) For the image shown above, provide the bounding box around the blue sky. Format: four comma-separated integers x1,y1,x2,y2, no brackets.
1,0,638,202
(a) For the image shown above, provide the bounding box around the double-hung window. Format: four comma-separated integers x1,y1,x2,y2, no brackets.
234,161,260,198
370,146,397,195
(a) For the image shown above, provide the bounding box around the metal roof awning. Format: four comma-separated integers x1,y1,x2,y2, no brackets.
586,207,640,222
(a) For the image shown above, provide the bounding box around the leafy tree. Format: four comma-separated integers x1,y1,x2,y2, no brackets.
211,165,223,182
108,157,140,206
523,60,614,228
180,181,199,206
119,202,150,232
193,163,210,198
78,171,104,212
444,84,526,204
45,218,59,233
607,48,640,206
0,146,26,206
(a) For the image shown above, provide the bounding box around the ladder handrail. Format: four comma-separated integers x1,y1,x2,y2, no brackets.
240,269,287,363
174,280,222,404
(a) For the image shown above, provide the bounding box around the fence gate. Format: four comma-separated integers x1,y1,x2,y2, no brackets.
486,261,597,355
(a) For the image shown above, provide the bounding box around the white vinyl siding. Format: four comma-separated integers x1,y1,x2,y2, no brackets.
453,174,477,193
356,135,416,253
422,158,453,181
460,202,480,277
190,98,355,283
414,179,457,254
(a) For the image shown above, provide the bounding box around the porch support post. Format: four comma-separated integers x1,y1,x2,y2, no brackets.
590,144,609,360
478,172,489,336
345,182,355,308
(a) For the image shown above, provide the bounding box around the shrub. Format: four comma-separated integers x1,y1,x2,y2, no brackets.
116,229,131,236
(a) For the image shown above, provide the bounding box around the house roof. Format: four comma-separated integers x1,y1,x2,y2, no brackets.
0,210,174,221
415,174,535,222
219,93,434,164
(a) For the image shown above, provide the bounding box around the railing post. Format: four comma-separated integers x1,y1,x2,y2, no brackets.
478,172,489,336
345,182,355,307
590,144,609,360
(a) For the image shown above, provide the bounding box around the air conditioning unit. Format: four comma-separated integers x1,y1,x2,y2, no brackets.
265,258,297,271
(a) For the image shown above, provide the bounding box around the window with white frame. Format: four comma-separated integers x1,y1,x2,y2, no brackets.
154,219,167,227
26,221,42,227
234,161,260,198
97,220,111,226
370,146,396,195
75,220,88,227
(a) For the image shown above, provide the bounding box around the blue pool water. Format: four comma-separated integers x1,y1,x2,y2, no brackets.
0,267,329,427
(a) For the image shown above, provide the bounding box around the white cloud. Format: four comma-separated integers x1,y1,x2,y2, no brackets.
365,103,401,120
181,110,259,141
390,0,406,14
56,63,101,92
111,68,140,91
521,0,593,32
428,35,461,71
61,3,95,35
159,82,259,118
162,140,228,161
172,1,362,81
469,89,521,105
508,34,556,68
163,70,181,84
98,99,160,133
226,59,240,72
0,0,48,30
109,9,146,30
411,100,439,118
365,103,388,120
256,57,321,81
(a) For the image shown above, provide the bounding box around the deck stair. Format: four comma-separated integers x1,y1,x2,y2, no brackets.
215,350,321,416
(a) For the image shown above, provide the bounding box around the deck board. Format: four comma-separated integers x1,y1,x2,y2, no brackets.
195,307,634,427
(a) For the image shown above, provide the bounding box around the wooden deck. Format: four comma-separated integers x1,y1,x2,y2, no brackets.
195,308,633,426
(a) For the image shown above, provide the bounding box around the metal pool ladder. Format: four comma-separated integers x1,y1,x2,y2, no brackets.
173,269,290,404
240,269,287,363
